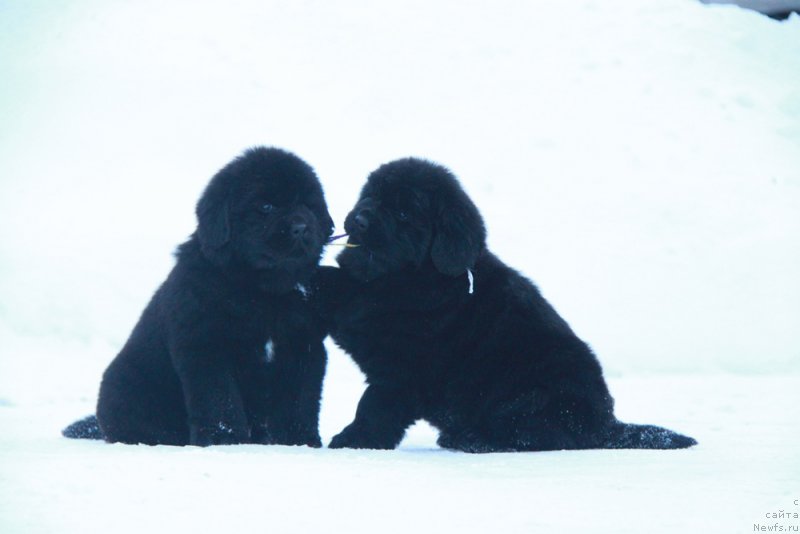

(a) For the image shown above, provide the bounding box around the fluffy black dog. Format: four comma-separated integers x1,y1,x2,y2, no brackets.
316,158,697,452
62,147,333,446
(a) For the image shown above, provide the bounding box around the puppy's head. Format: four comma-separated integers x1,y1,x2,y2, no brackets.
196,147,333,280
337,158,486,281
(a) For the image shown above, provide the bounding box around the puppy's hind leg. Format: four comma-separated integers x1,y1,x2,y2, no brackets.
436,429,511,453
449,391,608,452
62,415,103,440
436,390,568,453
602,421,697,449
97,380,190,446
493,394,697,451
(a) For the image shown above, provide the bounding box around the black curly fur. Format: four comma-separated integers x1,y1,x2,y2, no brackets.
63,147,333,446
315,158,697,452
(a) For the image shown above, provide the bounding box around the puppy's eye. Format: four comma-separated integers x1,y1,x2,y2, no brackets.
260,203,274,214
397,211,409,222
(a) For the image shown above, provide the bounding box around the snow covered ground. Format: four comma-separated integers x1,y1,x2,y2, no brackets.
1,375,798,533
1,1,798,532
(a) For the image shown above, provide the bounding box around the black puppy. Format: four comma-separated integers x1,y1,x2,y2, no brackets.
62,147,333,446
316,158,696,452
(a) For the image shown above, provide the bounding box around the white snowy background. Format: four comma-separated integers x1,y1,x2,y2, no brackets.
1,1,798,532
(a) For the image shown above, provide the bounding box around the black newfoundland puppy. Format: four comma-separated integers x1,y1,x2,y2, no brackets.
316,158,696,452
63,147,333,446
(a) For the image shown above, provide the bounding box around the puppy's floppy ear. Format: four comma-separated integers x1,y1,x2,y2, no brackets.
431,186,486,276
196,186,231,264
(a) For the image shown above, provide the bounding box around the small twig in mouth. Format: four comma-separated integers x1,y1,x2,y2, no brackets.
327,233,359,247
328,233,349,243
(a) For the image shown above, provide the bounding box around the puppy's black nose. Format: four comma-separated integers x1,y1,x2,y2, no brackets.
354,213,369,231
291,222,309,238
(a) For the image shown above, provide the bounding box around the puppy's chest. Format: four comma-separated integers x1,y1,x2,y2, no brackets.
233,294,321,363
335,294,458,373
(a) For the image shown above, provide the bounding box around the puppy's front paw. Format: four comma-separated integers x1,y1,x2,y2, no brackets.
301,433,323,448
274,432,323,449
437,430,494,453
252,425,322,448
328,424,394,450
328,430,359,449
190,422,249,446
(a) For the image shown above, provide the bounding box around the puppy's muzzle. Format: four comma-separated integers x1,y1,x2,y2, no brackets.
291,221,309,239
346,207,374,238
284,215,314,244
353,212,369,231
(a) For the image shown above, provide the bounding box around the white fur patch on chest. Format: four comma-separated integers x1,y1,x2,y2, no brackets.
467,269,474,294
295,283,309,300
264,339,275,363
